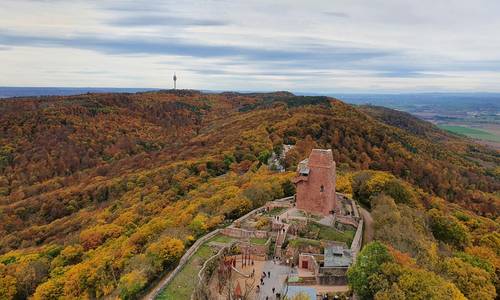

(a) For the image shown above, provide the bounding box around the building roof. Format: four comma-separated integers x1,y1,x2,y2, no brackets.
324,246,352,268
296,149,335,174
308,149,334,168
297,158,310,175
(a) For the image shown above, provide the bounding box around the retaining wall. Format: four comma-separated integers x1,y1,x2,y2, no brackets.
350,218,364,262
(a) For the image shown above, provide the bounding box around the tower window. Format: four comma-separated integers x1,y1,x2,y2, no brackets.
320,185,324,192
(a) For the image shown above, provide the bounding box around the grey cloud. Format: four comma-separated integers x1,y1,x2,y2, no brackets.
98,0,172,13
377,71,442,78
324,12,349,18
0,31,391,68
3,29,499,82
107,15,228,27
183,68,335,78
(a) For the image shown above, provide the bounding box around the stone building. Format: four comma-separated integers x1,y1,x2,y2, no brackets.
297,245,353,285
293,149,337,215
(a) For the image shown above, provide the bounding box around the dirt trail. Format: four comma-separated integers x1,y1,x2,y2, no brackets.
359,207,374,245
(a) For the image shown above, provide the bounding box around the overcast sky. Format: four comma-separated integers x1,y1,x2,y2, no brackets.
1,0,500,92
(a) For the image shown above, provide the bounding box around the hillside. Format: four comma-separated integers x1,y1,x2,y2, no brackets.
0,91,498,299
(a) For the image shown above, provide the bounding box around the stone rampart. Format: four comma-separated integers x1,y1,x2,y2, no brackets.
350,219,364,262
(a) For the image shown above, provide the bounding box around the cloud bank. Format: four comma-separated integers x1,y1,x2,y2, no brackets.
1,0,500,92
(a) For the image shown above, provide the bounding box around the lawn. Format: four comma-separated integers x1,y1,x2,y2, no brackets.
439,125,500,142
157,245,215,300
250,237,268,245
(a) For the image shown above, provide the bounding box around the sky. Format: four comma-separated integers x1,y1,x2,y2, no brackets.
1,0,500,93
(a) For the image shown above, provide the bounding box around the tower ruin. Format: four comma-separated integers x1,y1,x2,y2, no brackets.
293,149,337,215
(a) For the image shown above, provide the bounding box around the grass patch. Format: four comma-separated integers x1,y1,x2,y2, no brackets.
288,276,303,283
439,125,500,142
264,207,287,216
289,237,321,248
318,224,355,245
292,210,321,220
209,234,234,244
250,237,268,245
157,245,215,300
299,222,355,246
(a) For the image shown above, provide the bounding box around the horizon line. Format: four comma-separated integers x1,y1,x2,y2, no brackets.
2,86,500,96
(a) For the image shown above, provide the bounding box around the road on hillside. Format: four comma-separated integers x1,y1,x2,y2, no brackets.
359,207,374,245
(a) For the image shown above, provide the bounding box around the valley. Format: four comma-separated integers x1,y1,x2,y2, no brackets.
335,93,500,150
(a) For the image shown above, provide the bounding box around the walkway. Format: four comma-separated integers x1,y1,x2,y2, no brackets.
274,210,292,258
274,223,289,258
359,207,373,245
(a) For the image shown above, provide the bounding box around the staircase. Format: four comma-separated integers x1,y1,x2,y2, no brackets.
274,223,289,258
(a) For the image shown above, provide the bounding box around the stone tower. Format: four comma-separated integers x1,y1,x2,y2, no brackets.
294,149,337,215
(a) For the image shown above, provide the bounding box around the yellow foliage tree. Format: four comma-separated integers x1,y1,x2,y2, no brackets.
32,278,63,300
440,257,496,300
79,224,124,250
0,272,17,300
146,236,184,270
119,270,148,300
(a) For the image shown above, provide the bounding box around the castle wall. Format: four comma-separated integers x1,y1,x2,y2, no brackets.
221,227,269,239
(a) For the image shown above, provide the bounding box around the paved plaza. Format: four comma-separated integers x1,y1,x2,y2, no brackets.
256,260,291,300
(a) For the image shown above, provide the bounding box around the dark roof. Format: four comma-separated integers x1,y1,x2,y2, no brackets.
324,246,352,267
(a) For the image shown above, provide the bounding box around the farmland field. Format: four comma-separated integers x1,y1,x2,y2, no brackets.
438,125,500,142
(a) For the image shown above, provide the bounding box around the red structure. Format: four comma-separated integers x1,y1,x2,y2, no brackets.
293,149,337,215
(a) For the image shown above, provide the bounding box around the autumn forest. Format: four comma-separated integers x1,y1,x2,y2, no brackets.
0,90,498,299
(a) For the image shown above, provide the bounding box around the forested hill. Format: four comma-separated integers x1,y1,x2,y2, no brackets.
0,90,498,299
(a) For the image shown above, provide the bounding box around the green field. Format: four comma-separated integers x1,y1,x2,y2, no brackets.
157,245,215,300
439,125,500,142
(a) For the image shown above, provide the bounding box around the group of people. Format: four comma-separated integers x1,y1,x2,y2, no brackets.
255,270,281,299
258,270,271,285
